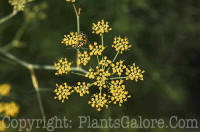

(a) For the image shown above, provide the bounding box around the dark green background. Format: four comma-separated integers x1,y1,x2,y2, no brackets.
0,0,200,131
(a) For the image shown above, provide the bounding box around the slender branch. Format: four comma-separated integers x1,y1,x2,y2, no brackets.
109,76,128,80
0,48,88,73
72,4,81,68
0,11,17,25
29,66,45,117
71,71,85,77
101,35,104,47
113,51,120,62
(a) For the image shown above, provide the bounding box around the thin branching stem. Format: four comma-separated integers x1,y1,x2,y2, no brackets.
72,4,81,68
0,11,17,25
109,76,128,80
29,66,45,117
0,48,88,73
113,51,120,62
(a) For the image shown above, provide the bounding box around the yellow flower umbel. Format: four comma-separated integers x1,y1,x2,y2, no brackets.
85,68,95,79
93,66,111,90
89,42,105,56
62,32,84,48
78,51,91,66
74,82,90,96
4,102,19,117
112,36,131,54
92,20,112,36
111,60,127,76
54,9,145,111
0,120,6,131
9,0,32,12
54,83,74,103
88,93,108,111
66,0,75,3
109,80,131,107
99,56,112,68
126,63,145,82
0,84,11,96
54,58,72,75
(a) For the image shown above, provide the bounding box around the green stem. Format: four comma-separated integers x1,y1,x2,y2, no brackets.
71,71,85,77
113,51,120,62
109,76,128,80
72,4,81,68
101,35,104,47
0,11,17,25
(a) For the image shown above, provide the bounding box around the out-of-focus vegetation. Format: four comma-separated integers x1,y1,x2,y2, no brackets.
0,0,200,131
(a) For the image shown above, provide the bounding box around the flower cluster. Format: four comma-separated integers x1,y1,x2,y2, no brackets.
126,63,145,82
0,84,11,96
54,58,72,75
0,84,19,131
112,36,131,54
74,82,90,96
89,42,105,56
111,60,126,76
0,121,6,131
78,51,91,66
92,20,112,36
109,80,131,107
54,1,145,111
54,83,74,103
9,0,32,12
62,32,85,48
88,93,108,111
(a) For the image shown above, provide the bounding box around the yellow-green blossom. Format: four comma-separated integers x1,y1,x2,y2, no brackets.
0,84,11,96
54,58,72,75
78,51,91,66
89,42,105,56
112,36,131,54
92,20,112,36
54,83,74,103
9,0,32,12
88,93,108,111
126,63,144,82
109,80,131,107
4,102,19,117
74,82,90,96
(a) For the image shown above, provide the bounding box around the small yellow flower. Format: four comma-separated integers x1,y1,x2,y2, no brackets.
85,68,96,79
92,20,112,36
111,60,126,76
94,66,111,90
112,36,131,54
0,84,11,96
99,56,112,68
126,63,144,82
78,51,91,66
54,83,74,103
88,93,108,111
62,32,84,48
54,58,72,75
109,80,131,107
4,102,19,117
0,103,5,113
66,0,75,3
74,82,90,96
0,120,6,131
89,42,105,56
9,0,32,12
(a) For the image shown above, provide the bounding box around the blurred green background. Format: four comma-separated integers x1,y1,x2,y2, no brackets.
0,0,200,131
